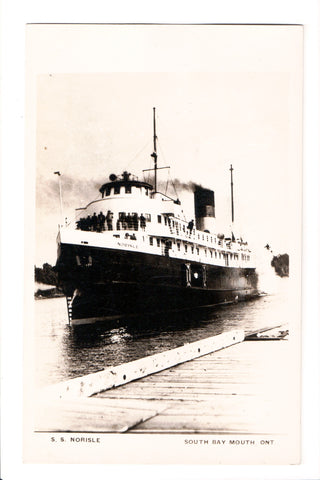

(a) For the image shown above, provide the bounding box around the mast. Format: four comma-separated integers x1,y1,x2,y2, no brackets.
54,171,64,226
151,107,158,192
230,164,234,223
144,108,169,194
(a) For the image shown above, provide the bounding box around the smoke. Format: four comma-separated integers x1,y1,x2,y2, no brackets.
154,178,204,195
36,173,104,212
37,171,207,221
173,180,204,192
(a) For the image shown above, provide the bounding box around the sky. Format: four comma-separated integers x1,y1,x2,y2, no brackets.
28,25,303,266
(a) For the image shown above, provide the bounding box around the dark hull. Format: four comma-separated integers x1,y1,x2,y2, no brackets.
56,243,258,324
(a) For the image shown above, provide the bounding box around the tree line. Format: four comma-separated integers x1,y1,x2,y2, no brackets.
34,263,58,286
271,254,289,277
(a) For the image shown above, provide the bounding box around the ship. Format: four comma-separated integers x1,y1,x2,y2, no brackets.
55,108,258,325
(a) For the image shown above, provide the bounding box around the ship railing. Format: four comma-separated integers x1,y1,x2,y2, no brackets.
165,227,228,249
76,220,147,233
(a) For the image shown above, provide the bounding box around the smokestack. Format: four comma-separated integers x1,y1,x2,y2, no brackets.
194,187,215,232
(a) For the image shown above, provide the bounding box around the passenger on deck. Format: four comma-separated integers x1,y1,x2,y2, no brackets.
106,211,113,231
92,212,98,231
126,213,132,230
132,213,139,231
187,219,194,235
98,212,106,232
139,214,146,230
86,215,92,231
119,212,127,230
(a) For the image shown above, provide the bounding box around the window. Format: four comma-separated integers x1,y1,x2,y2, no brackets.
149,237,153,246
210,250,213,258
191,246,194,254
196,247,199,255
145,188,149,196
125,185,132,194
183,225,185,232
185,244,188,253
177,243,181,251
114,185,120,194
145,214,151,222
157,238,160,247
157,215,162,223
105,187,111,196
205,249,207,256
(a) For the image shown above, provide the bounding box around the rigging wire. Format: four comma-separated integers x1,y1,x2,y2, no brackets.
157,142,180,200
165,168,170,195
143,155,153,185
73,193,102,222
156,137,172,194
124,139,152,172
171,177,180,200
155,121,180,201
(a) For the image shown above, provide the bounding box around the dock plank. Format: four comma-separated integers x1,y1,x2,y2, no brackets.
130,414,277,434
43,330,244,400
36,331,293,435
35,397,168,433
98,386,267,398
95,338,292,434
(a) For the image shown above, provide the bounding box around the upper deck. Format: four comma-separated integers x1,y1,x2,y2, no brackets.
60,171,254,270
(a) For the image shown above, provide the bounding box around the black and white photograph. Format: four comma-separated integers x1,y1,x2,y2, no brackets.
22,23,302,464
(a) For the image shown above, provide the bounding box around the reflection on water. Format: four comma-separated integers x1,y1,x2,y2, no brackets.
35,279,290,387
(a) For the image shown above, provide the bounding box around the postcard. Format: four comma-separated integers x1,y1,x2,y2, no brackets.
22,23,304,466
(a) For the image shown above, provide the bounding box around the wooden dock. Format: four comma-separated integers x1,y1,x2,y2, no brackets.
36,327,291,435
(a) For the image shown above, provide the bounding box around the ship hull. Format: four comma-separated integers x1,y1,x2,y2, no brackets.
56,243,258,325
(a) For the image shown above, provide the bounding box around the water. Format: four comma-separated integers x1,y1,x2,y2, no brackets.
35,278,290,387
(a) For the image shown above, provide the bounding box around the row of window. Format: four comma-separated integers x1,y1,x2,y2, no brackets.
102,185,149,197
148,236,250,261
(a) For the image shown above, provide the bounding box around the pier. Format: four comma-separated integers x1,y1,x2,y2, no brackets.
36,326,291,435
